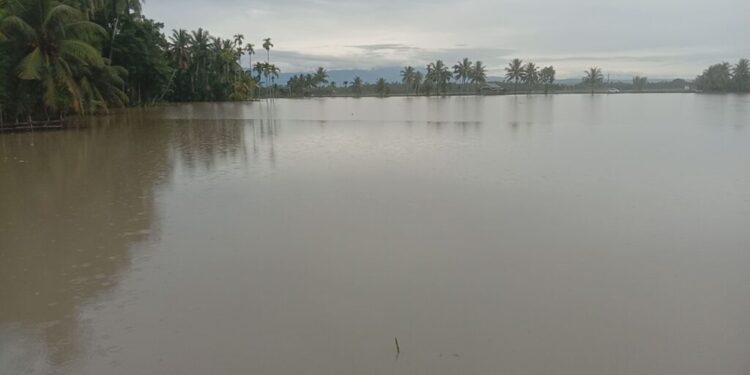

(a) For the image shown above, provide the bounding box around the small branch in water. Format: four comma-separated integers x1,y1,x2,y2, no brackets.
394,337,400,355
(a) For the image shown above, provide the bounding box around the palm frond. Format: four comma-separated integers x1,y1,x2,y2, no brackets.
1,15,37,42
66,21,108,40
17,47,44,80
43,4,84,32
60,39,104,67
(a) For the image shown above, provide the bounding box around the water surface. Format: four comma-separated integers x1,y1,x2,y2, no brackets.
1,95,749,375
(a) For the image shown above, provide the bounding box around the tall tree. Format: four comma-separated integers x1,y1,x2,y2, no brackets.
351,76,363,96
539,66,556,94
375,77,388,97
425,60,452,95
400,65,415,93
505,58,525,94
469,61,487,92
582,67,604,94
112,17,171,105
453,58,472,92
245,43,255,71
232,33,244,72
732,58,749,92
0,0,121,115
632,75,648,92
523,62,539,93
413,71,423,95
190,28,211,99
313,66,328,94
262,37,273,97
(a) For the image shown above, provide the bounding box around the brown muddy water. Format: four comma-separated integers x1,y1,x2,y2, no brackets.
1,94,750,375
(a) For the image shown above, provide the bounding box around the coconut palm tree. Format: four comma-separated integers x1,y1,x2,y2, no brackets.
582,67,604,94
413,71,423,95
351,76,363,96
469,61,487,92
539,66,556,94
505,58,525,94
426,60,452,95
313,66,328,94
375,78,388,97
732,58,749,92
1,0,112,114
453,58,472,92
523,62,539,93
245,43,255,70
168,29,192,71
400,66,415,93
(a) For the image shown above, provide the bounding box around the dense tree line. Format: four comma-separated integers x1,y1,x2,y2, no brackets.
286,59,492,97
2,0,748,124
695,59,749,92
0,0,268,124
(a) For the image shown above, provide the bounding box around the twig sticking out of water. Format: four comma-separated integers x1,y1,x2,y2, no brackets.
395,337,400,355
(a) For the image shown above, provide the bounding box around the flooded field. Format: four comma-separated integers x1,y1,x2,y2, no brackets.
1,94,749,375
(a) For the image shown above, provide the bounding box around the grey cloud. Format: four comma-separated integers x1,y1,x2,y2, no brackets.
346,44,417,52
145,0,749,78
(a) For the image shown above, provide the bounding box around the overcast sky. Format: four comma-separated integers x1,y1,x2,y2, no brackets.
144,0,749,79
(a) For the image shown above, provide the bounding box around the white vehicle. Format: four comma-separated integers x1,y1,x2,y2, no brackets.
607,88,621,93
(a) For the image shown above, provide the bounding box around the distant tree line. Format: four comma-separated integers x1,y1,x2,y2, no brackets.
2,0,748,124
285,58,551,97
694,59,749,92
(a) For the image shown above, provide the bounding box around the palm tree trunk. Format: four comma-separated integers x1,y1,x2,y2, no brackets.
108,16,120,64
156,69,178,103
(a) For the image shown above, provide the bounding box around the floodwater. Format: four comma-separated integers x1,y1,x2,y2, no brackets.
1,94,749,375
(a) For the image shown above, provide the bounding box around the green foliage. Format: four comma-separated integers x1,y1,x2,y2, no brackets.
166,28,262,101
400,66,416,93
732,59,750,92
375,78,389,97
632,75,648,91
351,76,363,96
696,59,749,92
470,61,487,88
425,60,452,95
523,62,539,91
286,67,330,97
505,58,525,93
540,66,555,94
111,17,171,104
1,0,114,117
453,58,472,91
582,67,604,94
0,0,260,121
